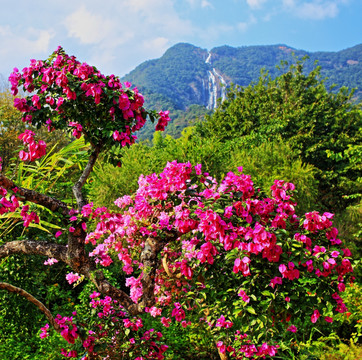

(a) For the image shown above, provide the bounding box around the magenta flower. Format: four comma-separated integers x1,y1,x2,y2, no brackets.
44,258,58,266
287,325,297,333
39,323,49,338
311,309,320,323
66,272,80,284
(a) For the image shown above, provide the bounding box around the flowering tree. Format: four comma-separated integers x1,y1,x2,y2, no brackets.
0,49,354,359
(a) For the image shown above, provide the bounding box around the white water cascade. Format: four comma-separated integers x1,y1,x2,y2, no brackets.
205,52,227,110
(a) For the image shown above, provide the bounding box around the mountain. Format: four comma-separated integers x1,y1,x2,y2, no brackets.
122,43,362,139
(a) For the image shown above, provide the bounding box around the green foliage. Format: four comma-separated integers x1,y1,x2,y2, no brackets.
0,91,68,172
197,60,362,211
123,43,209,110
0,138,92,359
225,138,319,214
121,43,362,138
89,128,231,208
91,128,319,214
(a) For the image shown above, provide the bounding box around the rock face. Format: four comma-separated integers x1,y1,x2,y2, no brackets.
121,42,362,111
122,43,231,110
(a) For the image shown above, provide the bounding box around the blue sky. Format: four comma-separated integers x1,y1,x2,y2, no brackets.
0,0,361,79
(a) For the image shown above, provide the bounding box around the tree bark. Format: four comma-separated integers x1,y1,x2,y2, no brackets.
0,174,70,217
72,145,102,210
0,282,60,331
0,240,68,263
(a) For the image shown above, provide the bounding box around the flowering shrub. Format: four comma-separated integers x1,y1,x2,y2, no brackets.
0,49,354,359
59,161,350,358
8,47,170,167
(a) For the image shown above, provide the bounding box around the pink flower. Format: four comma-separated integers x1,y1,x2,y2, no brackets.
269,277,283,288
311,309,320,323
66,272,80,284
44,258,58,266
171,302,185,322
55,231,62,238
216,315,233,328
161,317,171,327
338,283,345,292
155,110,170,131
238,289,250,303
90,291,100,299
287,325,297,332
39,323,49,338
145,306,162,317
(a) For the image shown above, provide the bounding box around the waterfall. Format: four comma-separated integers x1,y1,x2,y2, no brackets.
207,70,217,110
205,52,212,64
212,68,227,103
205,52,227,109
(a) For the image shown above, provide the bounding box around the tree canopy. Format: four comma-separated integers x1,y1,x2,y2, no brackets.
0,49,359,360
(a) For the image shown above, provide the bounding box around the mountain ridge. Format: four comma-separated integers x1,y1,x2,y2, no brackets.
120,42,361,139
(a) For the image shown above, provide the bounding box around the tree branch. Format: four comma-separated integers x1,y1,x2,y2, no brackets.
0,174,70,217
0,238,138,315
90,270,141,315
73,145,102,210
139,230,180,309
0,282,60,331
0,240,68,263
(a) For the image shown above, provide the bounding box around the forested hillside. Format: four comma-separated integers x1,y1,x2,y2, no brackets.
121,43,362,139
1,43,360,140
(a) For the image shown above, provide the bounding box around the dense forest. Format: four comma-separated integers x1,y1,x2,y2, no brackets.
121,42,362,140
0,52,361,359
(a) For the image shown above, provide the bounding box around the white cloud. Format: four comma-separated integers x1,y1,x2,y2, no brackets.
282,0,296,7
122,0,194,37
237,15,257,32
201,0,213,8
64,5,116,44
0,25,54,74
142,37,170,54
297,1,339,19
283,1,340,20
185,0,213,8
0,26,54,54
246,0,267,9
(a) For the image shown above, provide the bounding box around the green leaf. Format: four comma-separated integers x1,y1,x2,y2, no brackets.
246,306,257,315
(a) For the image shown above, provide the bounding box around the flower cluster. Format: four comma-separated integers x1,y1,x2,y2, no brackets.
66,272,81,285
217,331,279,358
18,130,46,162
54,314,79,344
80,161,353,358
9,47,170,166
41,292,168,359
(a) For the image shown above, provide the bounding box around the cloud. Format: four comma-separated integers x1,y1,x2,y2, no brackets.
142,37,170,54
123,0,195,37
283,1,340,20
201,0,213,8
246,0,268,9
64,5,116,44
185,0,213,8
237,15,257,32
297,1,339,19
0,25,54,74
0,26,54,54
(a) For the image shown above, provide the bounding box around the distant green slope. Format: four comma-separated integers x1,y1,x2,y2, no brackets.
122,42,361,140
124,43,361,105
